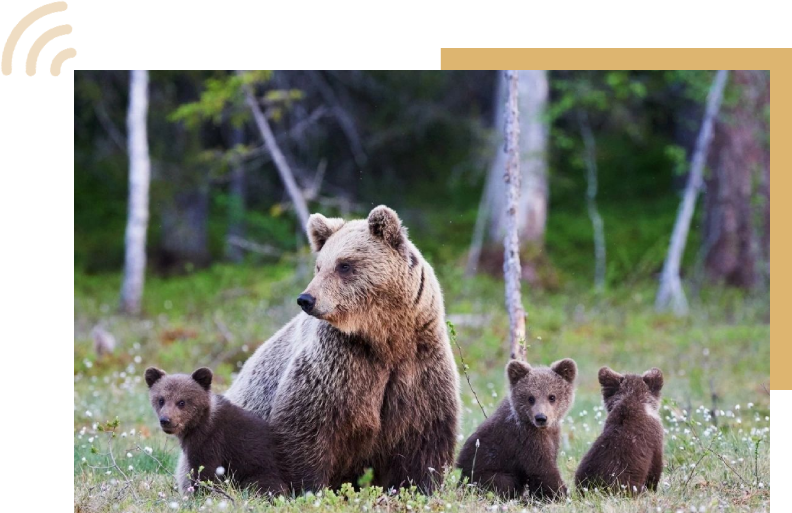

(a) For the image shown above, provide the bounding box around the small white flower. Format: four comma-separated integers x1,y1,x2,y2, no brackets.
168,501,179,509
215,466,225,476
85,410,93,417
475,438,480,448
127,452,133,458
128,465,133,471
218,500,228,510
144,446,153,455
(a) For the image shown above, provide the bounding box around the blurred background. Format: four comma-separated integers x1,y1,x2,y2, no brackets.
74,70,769,464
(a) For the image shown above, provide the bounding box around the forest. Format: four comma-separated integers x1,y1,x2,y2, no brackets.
74,70,770,512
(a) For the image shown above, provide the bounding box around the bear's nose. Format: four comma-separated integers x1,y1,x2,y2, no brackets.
534,413,547,425
159,417,171,427
297,293,316,313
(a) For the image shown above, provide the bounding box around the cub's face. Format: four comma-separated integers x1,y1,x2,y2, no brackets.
299,206,414,332
144,367,213,436
507,358,577,429
598,367,664,415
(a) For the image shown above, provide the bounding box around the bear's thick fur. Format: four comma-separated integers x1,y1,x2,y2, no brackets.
145,367,286,496
225,206,460,493
456,359,577,500
575,367,664,495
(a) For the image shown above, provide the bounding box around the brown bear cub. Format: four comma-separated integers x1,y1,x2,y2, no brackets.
457,358,577,500
145,367,287,496
575,367,664,495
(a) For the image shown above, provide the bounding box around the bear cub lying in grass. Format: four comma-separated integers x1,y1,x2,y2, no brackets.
145,367,286,496
457,358,577,500
575,366,664,495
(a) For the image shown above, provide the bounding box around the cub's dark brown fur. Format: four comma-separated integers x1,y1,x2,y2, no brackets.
145,367,286,496
456,359,577,500
575,367,664,495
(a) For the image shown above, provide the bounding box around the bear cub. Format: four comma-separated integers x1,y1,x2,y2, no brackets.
457,358,577,500
145,367,286,496
575,367,664,495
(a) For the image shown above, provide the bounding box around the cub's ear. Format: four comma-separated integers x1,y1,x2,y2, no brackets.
642,367,664,396
551,358,577,384
191,367,213,391
145,367,166,388
307,213,345,252
598,367,624,392
367,205,407,255
506,360,531,387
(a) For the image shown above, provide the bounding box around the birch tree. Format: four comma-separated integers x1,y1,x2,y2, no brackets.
656,70,729,315
467,70,549,276
503,70,527,361
120,70,151,315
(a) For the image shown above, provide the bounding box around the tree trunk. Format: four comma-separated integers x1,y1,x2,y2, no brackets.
468,70,549,279
226,125,246,263
120,70,151,315
503,70,527,361
656,70,729,315
488,70,549,244
159,185,210,269
578,110,606,291
703,70,769,288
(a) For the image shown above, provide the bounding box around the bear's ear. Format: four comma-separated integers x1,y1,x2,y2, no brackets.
642,367,664,396
368,205,407,255
506,360,531,387
191,367,213,391
598,367,623,387
145,367,166,388
551,358,577,384
307,213,345,252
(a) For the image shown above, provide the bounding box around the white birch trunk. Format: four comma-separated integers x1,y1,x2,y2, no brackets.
120,70,151,315
656,70,729,315
503,70,527,361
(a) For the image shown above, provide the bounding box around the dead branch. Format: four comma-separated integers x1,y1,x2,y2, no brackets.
503,70,527,361
239,71,311,231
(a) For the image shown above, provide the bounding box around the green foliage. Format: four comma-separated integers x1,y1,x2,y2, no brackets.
169,70,273,128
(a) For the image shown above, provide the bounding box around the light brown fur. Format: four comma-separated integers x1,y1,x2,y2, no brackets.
226,206,460,493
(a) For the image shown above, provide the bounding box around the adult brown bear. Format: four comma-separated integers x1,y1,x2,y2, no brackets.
225,205,460,493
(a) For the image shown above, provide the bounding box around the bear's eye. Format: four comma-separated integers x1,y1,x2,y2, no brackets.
177,400,186,408
158,398,165,407
549,394,556,403
336,262,352,275
528,396,535,405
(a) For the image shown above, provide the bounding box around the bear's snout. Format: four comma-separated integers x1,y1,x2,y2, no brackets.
159,416,171,428
297,293,317,314
534,413,547,427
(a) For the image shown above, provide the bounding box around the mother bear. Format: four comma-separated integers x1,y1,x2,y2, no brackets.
225,205,460,493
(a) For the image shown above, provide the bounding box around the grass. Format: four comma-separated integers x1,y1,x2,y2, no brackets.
74,261,769,512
